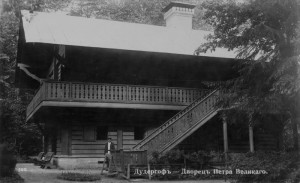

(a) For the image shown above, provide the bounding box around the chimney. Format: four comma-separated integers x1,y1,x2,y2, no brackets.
162,2,195,30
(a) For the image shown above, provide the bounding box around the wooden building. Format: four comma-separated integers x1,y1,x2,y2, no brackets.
16,2,280,169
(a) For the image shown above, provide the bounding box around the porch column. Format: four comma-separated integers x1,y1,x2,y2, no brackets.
44,135,49,152
61,122,72,155
249,125,254,152
42,136,45,152
117,129,123,150
222,114,228,153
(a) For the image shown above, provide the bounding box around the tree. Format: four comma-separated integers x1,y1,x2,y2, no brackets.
0,0,71,156
197,0,300,151
69,0,211,30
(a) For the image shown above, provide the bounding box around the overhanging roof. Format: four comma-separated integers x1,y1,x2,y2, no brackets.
21,10,237,58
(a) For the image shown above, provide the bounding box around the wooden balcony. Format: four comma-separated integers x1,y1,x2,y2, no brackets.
26,81,209,121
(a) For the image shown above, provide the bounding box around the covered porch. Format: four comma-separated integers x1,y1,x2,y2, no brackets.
38,107,178,169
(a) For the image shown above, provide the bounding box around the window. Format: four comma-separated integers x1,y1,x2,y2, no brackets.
96,126,108,140
83,126,96,141
134,127,145,140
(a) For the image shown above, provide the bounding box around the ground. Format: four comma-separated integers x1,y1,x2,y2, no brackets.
16,163,228,183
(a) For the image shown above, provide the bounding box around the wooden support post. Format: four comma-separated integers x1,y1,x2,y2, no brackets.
117,129,123,150
148,164,151,180
222,115,228,153
127,164,130,179
61,122,71,155
44,135,48,153
120,150,124,172
42,135,45,152
222,113,228,182
249,125,254,153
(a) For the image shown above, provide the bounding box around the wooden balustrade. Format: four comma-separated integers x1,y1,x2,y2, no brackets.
26,83,46,116
26,81,209,119
133,90,220,156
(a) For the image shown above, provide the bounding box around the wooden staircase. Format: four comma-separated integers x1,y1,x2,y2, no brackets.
132,90,220,157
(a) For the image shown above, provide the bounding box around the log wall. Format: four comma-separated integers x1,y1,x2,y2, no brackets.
55,124,143,159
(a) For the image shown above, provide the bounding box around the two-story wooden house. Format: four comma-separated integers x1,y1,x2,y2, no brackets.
16,2,279,169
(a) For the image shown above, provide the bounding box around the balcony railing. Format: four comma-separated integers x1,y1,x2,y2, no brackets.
27,81,210,120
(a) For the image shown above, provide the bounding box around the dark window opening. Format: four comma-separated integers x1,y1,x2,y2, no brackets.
97,126,108,140
83,126,96,141
134,127,145,140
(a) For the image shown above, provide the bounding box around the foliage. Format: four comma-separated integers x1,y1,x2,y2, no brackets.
0,2,43,156
150,150,226,180
0,0,72,157
150,150,300,181
184,150,224,169
150,149,224,166
198,0,300,114
150,149,184,165
57,171,101,182
0,144,17,177
2,0,72,15
69,0,211,30
198,0,300,150
0,171,24,183
283,118,297,151
229,151,299,183
285,167,300,183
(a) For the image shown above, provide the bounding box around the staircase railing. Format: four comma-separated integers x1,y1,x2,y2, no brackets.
132,90,220,155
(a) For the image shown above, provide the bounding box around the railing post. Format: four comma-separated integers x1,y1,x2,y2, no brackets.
126,85,129,102
166,87,169,103
69,82,72,100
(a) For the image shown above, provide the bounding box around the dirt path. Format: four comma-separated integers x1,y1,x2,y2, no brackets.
16,163,227,183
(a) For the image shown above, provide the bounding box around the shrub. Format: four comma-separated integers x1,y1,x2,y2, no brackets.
229,151,299,183
0,144,17,177
57,171,102,182
149,150,225,180
150,149,184,165
284,167,300,183
0,171,24,183
184,150,222,168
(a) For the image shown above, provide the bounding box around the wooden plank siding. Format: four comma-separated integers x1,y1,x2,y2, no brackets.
62,125,142,158
56,136,62,155
71,125,116,158
122,130,141,150
47,136,52,152
255,132,277,151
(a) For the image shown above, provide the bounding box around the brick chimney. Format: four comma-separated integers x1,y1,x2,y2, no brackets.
162,2,195,30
